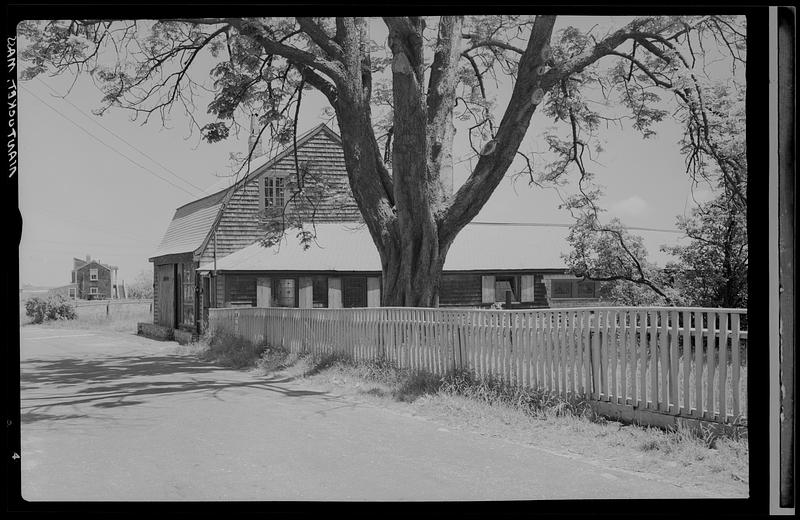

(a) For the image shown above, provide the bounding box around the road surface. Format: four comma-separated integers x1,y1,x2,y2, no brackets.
19,327,715,501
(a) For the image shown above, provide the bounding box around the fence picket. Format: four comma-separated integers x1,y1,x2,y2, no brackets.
209,306,747,425
706,312,717,420
719,311,729,422
731,313,741,420
660,310,669,412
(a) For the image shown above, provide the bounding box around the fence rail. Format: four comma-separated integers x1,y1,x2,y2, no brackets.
75,299,153,319
209,306,747,425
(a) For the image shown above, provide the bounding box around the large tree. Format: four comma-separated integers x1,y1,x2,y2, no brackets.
19,15,746,306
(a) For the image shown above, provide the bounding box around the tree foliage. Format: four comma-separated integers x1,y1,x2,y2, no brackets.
664,191,748,308
18,15,747,306
126,269,154,299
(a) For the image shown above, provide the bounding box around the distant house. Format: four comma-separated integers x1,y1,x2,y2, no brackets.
149,122,642,337
69,255,122,300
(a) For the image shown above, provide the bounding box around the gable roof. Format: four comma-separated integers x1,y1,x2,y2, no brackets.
75,259,117,271
150,123,342,261
197,222,685,273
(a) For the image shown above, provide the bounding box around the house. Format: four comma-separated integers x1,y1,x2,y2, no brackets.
149,120,360,335
69,255,121,300
194,221,602,311
149,121,676,337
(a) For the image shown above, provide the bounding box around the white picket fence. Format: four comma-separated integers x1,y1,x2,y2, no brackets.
208,306,747,425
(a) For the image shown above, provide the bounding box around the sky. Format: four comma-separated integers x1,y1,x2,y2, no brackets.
16,16,727,288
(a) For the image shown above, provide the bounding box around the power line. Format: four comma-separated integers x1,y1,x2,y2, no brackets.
21,84,203,198
36,78,209,194
471,221,683,234
26,207,158,244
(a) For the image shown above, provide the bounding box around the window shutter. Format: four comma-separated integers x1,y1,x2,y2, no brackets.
481,275,495,304
367,277,381,307
298,277,313,308
521,275,536,302
256,277,272,307
328,277,342,308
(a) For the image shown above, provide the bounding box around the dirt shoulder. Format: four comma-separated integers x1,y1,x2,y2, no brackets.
256,358,748,499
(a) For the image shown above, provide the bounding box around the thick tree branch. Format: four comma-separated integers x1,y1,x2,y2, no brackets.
227,18,344,84
296,18,344,60
440,15,557,244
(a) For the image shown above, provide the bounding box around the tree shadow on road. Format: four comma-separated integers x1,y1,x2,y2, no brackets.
21,353,344,424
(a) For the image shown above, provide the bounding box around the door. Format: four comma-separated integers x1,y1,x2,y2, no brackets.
156,264,176,328
202,275,211,326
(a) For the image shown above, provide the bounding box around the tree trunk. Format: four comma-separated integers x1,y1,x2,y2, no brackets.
330,16,555,308
380,228,451,307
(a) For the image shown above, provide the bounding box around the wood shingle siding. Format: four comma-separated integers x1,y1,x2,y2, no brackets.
196,130,360,265
439,274,482,307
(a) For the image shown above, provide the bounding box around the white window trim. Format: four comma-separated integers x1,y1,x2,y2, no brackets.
68,288,76,298
89,287,99,295
89,268,98,281
264,175,286,209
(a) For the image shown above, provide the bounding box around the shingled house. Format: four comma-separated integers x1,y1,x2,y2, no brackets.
149,122,613,337
61,255,121,300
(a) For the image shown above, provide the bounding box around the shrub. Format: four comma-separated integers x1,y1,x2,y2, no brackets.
25,295,77,324
25,297,47,324
201,329,266,368
45,295,78,321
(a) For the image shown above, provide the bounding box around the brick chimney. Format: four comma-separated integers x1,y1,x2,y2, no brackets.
248,113,264,159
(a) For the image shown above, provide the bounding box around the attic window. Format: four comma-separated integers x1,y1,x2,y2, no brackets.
265,176,285,209
89,268,98,281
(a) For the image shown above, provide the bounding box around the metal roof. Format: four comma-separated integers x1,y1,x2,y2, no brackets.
197,222,684,273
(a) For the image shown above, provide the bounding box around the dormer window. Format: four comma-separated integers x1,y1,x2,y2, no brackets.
90,268,98,281
265,176,285,209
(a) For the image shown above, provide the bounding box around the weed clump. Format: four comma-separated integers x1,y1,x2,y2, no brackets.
256,344,292,373
439,370,594,420
200,329,267,369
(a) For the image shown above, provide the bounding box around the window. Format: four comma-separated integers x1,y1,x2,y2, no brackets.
550,279,599,299
494,276,519,302
265,176,286,209
89,287,98,295
272,278,296,307
225,275,258,306
68,288,76,298
343,276,367,308
312,276,328,308
89,268,98,281
551,280,574,298
576,280,597,298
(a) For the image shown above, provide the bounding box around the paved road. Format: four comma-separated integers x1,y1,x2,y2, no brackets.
20,327,714,501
